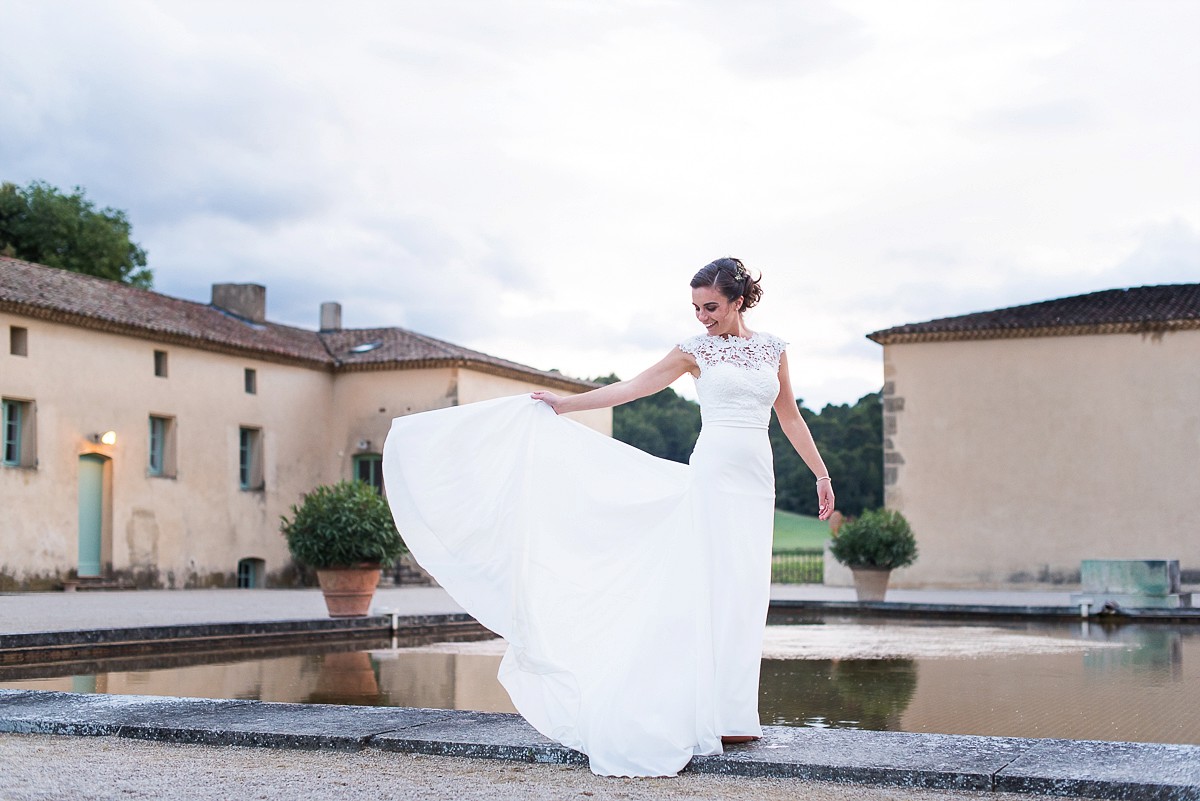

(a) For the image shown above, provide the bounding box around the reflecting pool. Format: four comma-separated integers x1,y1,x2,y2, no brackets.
2,616,1196,745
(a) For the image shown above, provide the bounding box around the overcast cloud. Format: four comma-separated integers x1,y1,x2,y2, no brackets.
2,0,1197,407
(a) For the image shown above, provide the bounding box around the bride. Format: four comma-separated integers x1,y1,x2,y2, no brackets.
382,257,835,777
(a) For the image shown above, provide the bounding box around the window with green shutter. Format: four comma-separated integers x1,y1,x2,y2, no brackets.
2,398,34,467
354,453,383,493
239,427,263,490
2,400,21,465
148,415,176,477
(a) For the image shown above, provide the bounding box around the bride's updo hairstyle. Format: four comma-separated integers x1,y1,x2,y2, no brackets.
690,257,763,312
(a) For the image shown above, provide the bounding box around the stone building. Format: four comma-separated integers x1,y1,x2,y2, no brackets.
0,257,605,590
865,284,1200,588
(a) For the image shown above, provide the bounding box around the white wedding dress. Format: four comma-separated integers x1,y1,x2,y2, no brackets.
381,332,787,777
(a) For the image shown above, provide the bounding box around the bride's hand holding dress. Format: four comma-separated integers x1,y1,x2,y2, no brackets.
533,348,697,416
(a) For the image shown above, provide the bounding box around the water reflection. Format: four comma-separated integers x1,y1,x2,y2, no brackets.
371,647,517,713
2,620,1197,745
1081,623,1184,680
761,658,918,730
307,651,382,706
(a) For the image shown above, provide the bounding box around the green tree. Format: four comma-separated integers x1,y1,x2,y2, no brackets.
0,180,151,287
771,392,883,517
594,375,702,464
600,373,883,516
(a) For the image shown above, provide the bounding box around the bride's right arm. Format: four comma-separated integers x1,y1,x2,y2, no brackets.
532,348,695,414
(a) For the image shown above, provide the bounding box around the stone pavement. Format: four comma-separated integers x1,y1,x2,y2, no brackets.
0,733,1095,801
0,586,465,635
0,585,1081,636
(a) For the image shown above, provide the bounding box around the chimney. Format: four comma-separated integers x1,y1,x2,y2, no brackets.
212,283,266,323
320,302,342,332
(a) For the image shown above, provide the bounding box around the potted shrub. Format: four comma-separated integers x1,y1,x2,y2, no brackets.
828,508,918,602
281,480,406,617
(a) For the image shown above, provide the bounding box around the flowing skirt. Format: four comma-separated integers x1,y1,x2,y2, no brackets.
381,395,775,776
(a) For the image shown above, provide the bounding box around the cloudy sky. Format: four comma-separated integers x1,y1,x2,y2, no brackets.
2,0,1197,407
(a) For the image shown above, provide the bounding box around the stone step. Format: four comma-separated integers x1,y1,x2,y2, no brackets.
60,578,138,593
390,555,435,587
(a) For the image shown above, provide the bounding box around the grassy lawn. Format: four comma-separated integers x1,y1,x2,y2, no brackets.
773,508,830,552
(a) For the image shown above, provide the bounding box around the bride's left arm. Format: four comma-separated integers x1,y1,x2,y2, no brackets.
532,347,694,415
773,352,836,520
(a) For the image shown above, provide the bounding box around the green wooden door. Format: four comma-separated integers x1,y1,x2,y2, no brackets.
77,454,105,577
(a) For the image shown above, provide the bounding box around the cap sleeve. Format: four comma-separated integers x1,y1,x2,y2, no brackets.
677,334,706,357
764,333,788,361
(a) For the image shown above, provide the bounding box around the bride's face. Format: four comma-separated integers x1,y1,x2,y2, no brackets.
692,286,742,336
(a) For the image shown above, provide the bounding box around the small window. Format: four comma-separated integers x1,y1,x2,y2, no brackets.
2,398,35,467
244,368,257,394
353,453,383,493
148,415,176,477
2,400,22,465
9,326,28,357
154,350,168,377
239,426,263,490
237,557,265,588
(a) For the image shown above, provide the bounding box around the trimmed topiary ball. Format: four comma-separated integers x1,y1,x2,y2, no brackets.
281,480,406,569
829,508,918,570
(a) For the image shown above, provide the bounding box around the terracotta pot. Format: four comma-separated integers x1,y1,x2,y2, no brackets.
850,567,892,602
316,565,381,617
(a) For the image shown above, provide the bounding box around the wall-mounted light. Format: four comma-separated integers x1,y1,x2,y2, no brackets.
90,431,117,445
356,439,372,451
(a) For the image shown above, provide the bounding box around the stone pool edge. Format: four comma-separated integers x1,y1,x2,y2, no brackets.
0,689,1196,800
768,600,1200,623
0,613,489,665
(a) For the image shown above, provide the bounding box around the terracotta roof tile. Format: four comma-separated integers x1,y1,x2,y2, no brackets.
0,256,593,390
320,325,587,387
868,284,1200,345
0,256,327,364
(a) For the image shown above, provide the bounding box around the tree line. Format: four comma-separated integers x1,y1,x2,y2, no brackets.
598,376,883,517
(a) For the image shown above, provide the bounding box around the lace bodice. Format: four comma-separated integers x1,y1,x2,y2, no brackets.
678,332,786,429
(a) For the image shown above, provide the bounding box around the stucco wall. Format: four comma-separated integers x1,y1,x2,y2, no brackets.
327,368,612,487
2,312,611,589
882,329,1200,588
327,368,458,491
1,312,331,587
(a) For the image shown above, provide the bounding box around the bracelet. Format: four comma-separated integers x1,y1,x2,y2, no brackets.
815,476,832,484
